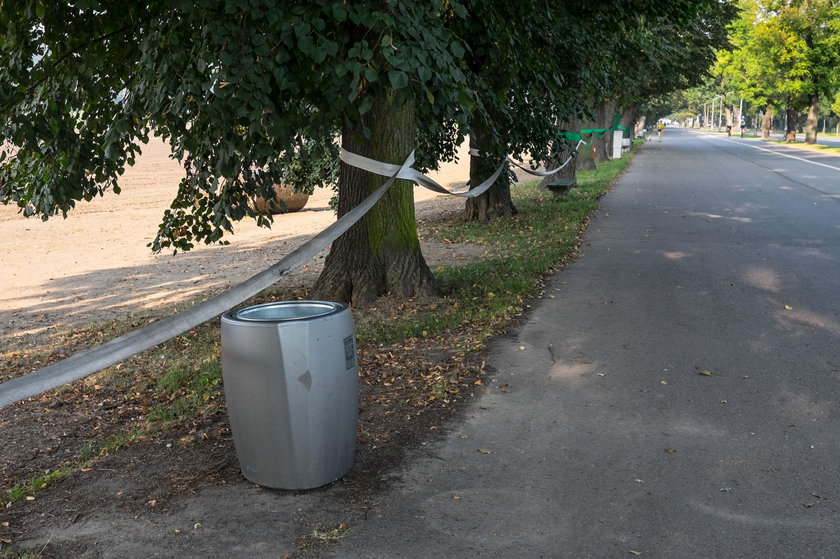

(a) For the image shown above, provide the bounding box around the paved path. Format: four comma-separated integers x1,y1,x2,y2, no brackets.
330,128,840,558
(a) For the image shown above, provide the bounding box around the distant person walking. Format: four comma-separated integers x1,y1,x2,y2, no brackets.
656,121,665,141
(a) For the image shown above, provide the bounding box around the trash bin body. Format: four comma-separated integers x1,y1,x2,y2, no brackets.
221,301,358,489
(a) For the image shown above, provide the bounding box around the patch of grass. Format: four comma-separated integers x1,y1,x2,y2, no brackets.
0,548,40,559
150,359,223,425
5,467,69,504
76,431,140,463
359,154,633,347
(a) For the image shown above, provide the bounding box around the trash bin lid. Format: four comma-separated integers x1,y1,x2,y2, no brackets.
231,301,344,322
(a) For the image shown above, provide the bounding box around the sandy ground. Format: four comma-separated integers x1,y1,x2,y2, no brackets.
0,138,498,345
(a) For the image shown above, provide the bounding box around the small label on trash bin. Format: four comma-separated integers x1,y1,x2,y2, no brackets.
344,336,356,370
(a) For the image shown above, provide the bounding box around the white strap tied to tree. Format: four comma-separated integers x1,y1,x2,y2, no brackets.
339,147,506,197
469,139,586,177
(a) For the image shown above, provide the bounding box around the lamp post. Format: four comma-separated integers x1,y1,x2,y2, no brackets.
710,95,723,131
710,97,716,130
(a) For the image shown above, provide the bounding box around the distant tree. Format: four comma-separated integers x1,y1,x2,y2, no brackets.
715,0,840,143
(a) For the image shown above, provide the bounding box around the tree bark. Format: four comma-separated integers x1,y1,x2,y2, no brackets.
311,92,435,307
619,102,640,133
805,92,819,144
761,105,773,140
635,115,647,137
592,101,608,163
464,120,516,222
785,99,797,142
576,112,596,172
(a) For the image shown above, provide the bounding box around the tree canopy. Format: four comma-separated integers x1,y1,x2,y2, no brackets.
1,1,478,250
682,0,839,141
2,0,739,304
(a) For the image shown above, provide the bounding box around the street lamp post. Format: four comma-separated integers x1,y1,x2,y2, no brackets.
710,97,716,130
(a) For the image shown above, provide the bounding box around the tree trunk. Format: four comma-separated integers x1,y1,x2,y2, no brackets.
464,120,516,222
576,139,596,171
805,92,819,144
785,99,797,142
592,101,607,163
761,105,773,140
635,115,647,137
595,100,617,162
311,92,435,307
576,112,596,172
619,102,640,133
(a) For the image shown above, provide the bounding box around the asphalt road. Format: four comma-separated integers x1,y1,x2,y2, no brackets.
332,128,840,558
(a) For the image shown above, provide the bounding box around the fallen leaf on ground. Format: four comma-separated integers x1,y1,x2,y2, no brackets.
627,551,643,556
698,370,713,377
785,305,793,310
478,448,494,454
665,447,677,454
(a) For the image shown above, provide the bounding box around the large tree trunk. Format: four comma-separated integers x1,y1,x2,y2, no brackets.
311,92,435,307
635,115,647,137
595,100,617,162
619,102,640,133
761,105,773,140
805,92,819,144
592,101,607,163
785,99,797,142
576,112,596,172
465,120,516,222
576,139,596,171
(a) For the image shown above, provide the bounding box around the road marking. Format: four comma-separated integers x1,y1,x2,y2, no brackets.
709,135,840,172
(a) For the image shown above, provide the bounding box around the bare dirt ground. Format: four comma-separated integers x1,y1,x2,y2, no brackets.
0,137,485,347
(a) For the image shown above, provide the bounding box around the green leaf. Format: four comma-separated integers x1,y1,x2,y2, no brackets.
332,4,348,22
451,41,465,59
388,70,409,90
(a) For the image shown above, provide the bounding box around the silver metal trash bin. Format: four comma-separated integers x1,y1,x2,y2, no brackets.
220,301,358,489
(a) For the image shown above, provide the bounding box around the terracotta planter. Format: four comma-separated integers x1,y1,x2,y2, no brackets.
253,184,310,214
